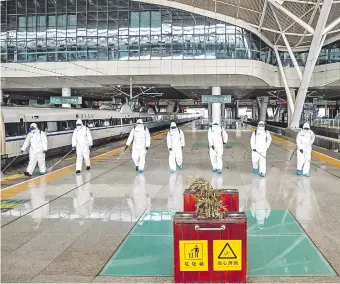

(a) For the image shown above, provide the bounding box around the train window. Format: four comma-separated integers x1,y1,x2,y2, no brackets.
68,121,76,130
87,120,96,128
142,117,147,122
47,122,58,132
122,118,130,125
103,120,110,127
96,120,104,127
5,123,19,137
57,121,72,131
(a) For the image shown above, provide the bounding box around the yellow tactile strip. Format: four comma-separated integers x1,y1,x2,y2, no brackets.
0,131,167,201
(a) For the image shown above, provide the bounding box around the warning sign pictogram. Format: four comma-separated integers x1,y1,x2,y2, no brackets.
179,240,208,271
213,240,242,271
218,242,237,259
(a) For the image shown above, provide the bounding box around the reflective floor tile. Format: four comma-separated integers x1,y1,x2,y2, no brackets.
246,210,304,235
248,235,336,276
130,210,175,235
99,235,173,276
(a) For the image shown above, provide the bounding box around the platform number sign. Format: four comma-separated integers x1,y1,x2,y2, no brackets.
213,240,242,271
179,240,208,271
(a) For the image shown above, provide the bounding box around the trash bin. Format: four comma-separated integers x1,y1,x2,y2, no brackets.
173,212,247,283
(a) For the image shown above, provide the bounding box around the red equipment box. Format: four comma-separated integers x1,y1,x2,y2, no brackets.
173,212,247,283
183,189,239,212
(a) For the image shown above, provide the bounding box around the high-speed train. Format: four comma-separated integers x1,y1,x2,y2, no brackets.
0,105,200,164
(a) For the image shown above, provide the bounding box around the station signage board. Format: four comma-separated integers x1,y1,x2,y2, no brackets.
50,96,82,105
202,95,232,103
238,100,252,106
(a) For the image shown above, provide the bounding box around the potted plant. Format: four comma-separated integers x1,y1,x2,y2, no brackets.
174,178,247,283
183,178,239,212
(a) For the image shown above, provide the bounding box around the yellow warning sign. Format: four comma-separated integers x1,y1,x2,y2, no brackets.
213,240,242,271
179,240,208,271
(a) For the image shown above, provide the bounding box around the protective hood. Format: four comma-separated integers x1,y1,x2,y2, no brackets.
30,123,38,133
303,122,310,130
170,122,177,128
136,119,143,125
257,121,265,132
76,119,83,126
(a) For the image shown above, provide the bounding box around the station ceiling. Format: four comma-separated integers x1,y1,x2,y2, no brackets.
169,0,340,50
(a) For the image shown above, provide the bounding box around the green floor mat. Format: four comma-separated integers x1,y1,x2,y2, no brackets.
100,210,336,277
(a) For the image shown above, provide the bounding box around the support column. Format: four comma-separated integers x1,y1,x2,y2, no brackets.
208,104,212,119
167,100,176,113
0,89,3,104
274,46,295,116
287,89,296,124
235,100,239,119
62,87,71,108
221,103,225,119
274,105,282,122
259,97,269,122
212,87,221,124
290,0,333,128
252,100,257,120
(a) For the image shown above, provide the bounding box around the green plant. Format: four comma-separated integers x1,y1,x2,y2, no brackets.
188,177,226,219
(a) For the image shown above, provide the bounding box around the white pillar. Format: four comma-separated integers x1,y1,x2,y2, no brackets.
62,87,71,108
212,87,221,124
287,89,296,125
0,89,3,104
259,97,269,122
274,46,295,115
290,0,333,128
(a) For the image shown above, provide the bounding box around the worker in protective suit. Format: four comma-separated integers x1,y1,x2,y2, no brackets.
250,176,271,230
296,122,315,177
21,123,48,176
72,119,93,174
125,119,151,173
208,120,228,174
167,122,185,173
250,121,272,177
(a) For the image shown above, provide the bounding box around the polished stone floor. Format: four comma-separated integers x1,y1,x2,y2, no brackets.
1,122,340,283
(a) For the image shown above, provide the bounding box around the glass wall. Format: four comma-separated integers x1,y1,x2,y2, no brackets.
279,40,340,67
1,0,338,66
0,0,276,64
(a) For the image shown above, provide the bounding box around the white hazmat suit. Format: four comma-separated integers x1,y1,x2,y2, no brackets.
208,121,228,173
250,121,272,177
72,119,93,173
21,123,48,176
167,122,185,173
126,119,151,173
296,122,315,176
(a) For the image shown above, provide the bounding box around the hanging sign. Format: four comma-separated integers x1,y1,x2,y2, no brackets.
50,96,82,105
202,95,232,103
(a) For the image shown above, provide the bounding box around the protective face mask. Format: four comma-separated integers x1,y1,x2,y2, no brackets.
76,124,82,129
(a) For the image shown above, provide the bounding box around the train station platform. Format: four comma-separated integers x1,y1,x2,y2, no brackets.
1,122,340,283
